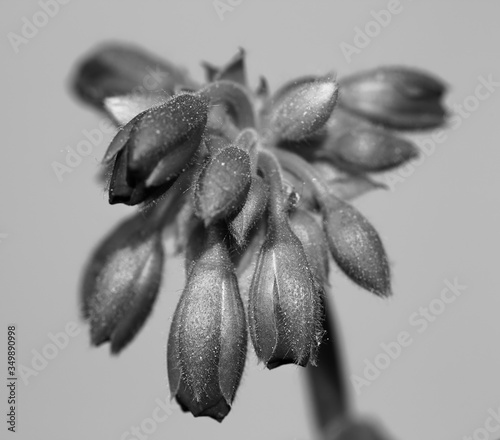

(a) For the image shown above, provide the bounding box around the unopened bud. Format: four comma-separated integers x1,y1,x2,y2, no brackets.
81,214,164,353
261,75,338,141
167,226,247,422
322,199,391,297
323,128,418,173
126,93,208,185
194,146,252,225
229,176,269,247
339,66,447,130
248,218,323,369
289,209,330,285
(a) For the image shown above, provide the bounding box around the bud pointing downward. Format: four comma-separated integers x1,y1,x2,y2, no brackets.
322,199,391,297
167,226,247,422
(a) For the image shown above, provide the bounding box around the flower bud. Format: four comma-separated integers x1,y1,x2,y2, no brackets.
194,146,252,225
81,214,164,353
339,66,447,129
167,226,247,422
229,176,269,247
289,209,330,285
73,43,193,109
322,128,418,173
322,199,391,297
248,218,323,369
125,94,208,186
214,48,247,86
261,75,338,141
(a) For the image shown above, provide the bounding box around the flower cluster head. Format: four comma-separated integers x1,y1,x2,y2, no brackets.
75,44,448,422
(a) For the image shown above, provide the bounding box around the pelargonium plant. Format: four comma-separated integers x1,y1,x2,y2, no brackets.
72,44,447,439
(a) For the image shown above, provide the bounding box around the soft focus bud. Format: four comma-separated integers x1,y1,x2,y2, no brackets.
327,175,386,201
214,48,247,86
194,146,252,225
248,217,323,369
339,66,447,130
322,199,391,297
167,226,247,422
322,128,418,173
261,75,338,141
289,209,330,285
229,176,269,247
72,43,193,109
126,94,208,185
81,214,163,353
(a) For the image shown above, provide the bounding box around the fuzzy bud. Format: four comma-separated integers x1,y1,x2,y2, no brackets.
167,226,247,422
81,214,163,353
229,176,269,247
339,66,447,130
322,128,418,173
248,217,323,369
194,146,252,225
261,75,338,141
322,199,391,297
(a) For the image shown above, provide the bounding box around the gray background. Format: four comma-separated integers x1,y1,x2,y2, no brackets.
1,1,499,439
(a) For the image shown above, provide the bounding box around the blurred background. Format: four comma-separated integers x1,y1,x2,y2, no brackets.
1,1,499,439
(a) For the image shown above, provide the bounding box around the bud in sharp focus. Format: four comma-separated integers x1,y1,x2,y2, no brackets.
322,128,418,173
261,75,338,142
126,94,208,186
289,209,330,286
72,43,193,109
339,66,447,130
229,176,269,247
322,199,391,297
81,214,163,353
248,218,323,369
167,226,247,422
194,146,252,225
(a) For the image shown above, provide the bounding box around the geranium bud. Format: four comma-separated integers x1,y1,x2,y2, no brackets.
194,146,252,225
261,75,338,141
289,209,330,285
81,214,164,353
339,66,447,129
213,48,247,86
322,128,418,173
229,176,269,247
248,217,323,369
73,43,193,109
322,199,391,297
167,226,247,422
126,93,208,185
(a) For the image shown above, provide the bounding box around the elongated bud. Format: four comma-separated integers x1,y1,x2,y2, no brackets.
289,209,330,285
81,214,163,353
214,48,247,86
322,128,418,173
167,226,247,422
322,199,391,297
72,43,193,109
248,217,323,369
339,66,447,129
194,146,252,225
124,94,208,186
229,176,269,247
261,75,338,141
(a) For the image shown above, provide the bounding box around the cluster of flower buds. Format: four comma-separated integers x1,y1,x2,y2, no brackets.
75,44,448,422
